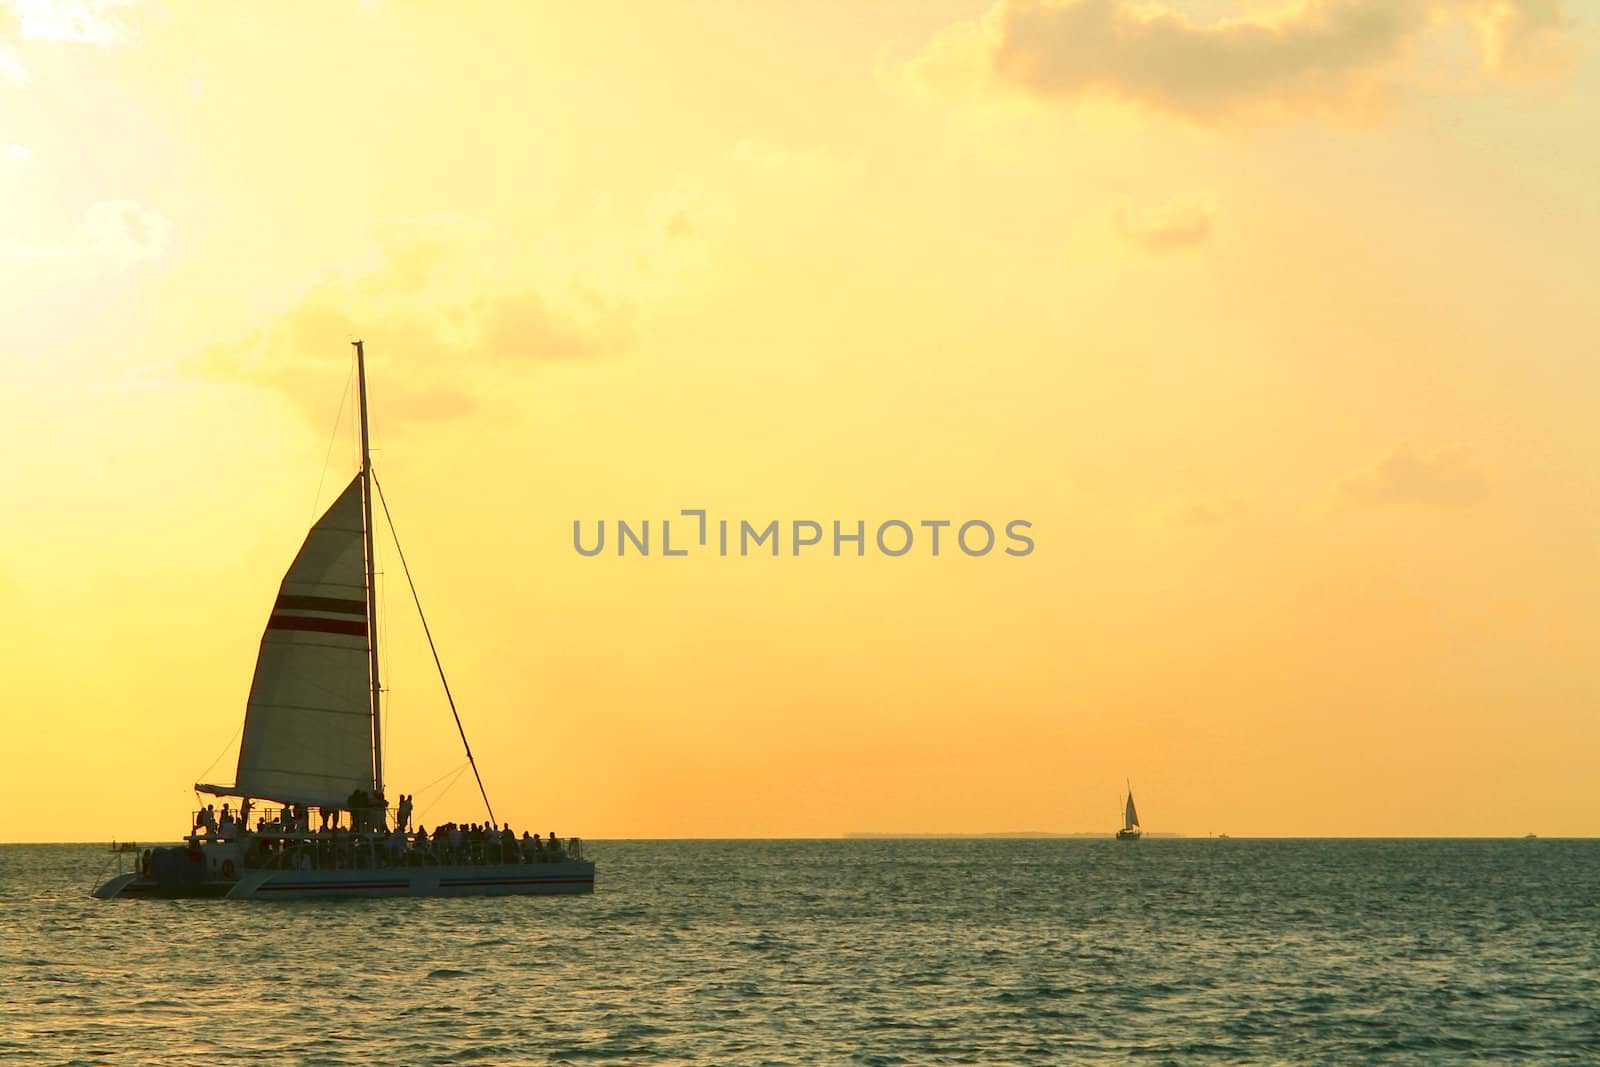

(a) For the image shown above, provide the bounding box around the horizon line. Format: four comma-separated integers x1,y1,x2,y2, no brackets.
2,833,1591,846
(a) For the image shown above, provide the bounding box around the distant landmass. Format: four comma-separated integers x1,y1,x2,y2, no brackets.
844,831,1187,839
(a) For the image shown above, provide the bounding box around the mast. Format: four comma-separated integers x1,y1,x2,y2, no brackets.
354,340,383,798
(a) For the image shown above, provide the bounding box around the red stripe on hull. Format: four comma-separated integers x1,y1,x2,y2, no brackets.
439,877,594,888
257,881,408,892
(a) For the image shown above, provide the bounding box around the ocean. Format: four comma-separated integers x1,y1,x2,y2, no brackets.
2,839,1596,1065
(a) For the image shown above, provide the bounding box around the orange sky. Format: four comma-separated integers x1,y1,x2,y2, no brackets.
3,1,1598,841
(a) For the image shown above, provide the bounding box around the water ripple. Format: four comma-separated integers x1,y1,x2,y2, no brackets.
1,839,1598,1063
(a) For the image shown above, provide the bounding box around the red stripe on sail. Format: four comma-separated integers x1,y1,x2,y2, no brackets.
266,615,368,637
275,594,366,617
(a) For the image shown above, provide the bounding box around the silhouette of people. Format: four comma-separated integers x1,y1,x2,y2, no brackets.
347,788,365,832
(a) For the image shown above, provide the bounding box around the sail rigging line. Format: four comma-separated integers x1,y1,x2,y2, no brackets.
309,358,356,530
370,467,498,828
193,724,244,789
373,501,393,783
415,760,471,796
412,762,473,824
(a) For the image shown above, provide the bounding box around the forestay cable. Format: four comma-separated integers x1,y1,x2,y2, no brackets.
369,468,498,828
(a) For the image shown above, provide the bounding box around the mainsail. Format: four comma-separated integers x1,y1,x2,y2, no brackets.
200,475,375,807
1124,791,1139,831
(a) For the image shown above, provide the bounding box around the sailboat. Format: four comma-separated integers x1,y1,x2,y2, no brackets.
1115,783,1141,841
94,342,595,899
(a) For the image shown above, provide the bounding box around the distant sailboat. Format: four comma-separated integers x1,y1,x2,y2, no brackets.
1116,783,1141,841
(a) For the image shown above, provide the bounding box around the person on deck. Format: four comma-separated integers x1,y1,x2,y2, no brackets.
500,824,517,863
396,794,412,832
386,826,407,864
412,826,430,864
347,788,365,832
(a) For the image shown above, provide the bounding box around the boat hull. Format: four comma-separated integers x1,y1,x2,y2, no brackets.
93,861,595,900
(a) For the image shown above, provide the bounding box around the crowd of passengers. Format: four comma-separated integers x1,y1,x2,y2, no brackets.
190,796,576,868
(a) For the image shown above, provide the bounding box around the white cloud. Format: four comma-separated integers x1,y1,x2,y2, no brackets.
5,142,30,162
1114,196,1214,253
2,198,172,263
4,0,144,46
0,45,25,82
84,199,173,260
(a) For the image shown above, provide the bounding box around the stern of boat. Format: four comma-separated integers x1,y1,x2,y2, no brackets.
91,873,139,899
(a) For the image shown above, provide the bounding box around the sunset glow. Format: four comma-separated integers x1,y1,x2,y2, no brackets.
3,1,1597,841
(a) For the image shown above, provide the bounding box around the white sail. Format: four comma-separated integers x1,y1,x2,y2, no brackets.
208,475,375,807
1124,792,1139,830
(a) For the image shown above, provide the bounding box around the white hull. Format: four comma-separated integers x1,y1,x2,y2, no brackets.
93,860,594,900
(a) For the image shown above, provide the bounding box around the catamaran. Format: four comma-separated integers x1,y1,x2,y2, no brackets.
1115,783,1141,841
94,342,595,899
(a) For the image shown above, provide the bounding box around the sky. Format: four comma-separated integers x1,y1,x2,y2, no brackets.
2,0,1598,841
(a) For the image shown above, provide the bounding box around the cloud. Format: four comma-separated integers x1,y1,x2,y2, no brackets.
1,197,172,263
84,199,172,260
663,210,694,241
184,296,476,429
1180,497,1249,526
1340,445,1488,508
1114,197,1213,252
182,220,633,428
657,139,848,246
475,286,633,362
909,0,1578,122
3,0,145,46
4,142,29,161
0,1,149,82
1466,0,1574,77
